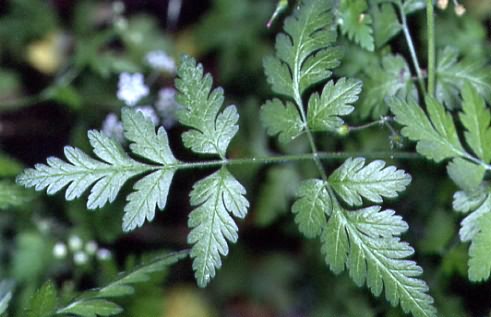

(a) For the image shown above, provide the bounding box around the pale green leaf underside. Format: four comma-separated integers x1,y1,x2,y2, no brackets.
188,168,249,287
388,97,464,162
260,98,304,144
307,78,362,131
176,55,238,158
468,212,491,282
16,109,178,231
329,157,411,206
264,0,342,99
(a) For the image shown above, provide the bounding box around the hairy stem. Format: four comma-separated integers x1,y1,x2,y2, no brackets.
426,0,436,96
398,2,427,95
165,151,421,171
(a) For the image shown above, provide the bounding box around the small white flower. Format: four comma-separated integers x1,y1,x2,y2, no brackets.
156,87,179,128
53,242,67,259
145,50,176,73
73,251,89,265
85,241,98,255
102,113,124,143
96,248,112,261
135,106,159,126
68,235,83,251
117,72,149,106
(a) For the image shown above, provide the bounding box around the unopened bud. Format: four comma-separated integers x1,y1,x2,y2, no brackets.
358,14,365,23
437,0,448,10
337,124,350,136
455,4,466,16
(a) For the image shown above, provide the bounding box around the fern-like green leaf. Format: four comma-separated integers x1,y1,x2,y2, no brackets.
263,0,342,99
321,205,436,317
436,47,491,109
388,97,465,162
188,168,249,287
0,181,35,210
468,212,491,282
371,3,401,48
175,55,239,158
360,54,417,118
453,185,488,213
58,299,122,317
121,108,177,231
459,83,491,163
56,251,188,316
292,158,436,317
26,281,57,317
307,78,362,131
16,131,150,209
291,179,331,238
260,98,304,144
328,157,411,206
16,108,178,231
339,0,374,51
459,191,491,242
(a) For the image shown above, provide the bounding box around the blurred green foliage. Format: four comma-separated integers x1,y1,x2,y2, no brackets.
0,0,490,317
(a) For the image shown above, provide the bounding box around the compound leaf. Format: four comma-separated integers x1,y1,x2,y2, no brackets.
468,212,491,282
307,78,362,131
17,109,180,231
188,168,249,287
329,158,411,206
322,205,436,317
339,0,374,51
459,83,491,163
388,97,465,162
260,98,304,144
16,131,150,210
264,0,342,99
292,179,331,238
176,55,239,158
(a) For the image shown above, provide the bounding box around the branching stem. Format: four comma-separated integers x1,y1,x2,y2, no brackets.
397,2,427,96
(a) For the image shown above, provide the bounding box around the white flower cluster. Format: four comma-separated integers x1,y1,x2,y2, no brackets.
117,72,149,106
52,235,112,266
156,87,180,128
145,50,176,73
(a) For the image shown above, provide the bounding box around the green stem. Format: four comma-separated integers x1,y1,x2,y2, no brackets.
167,151,421,171
426,0,436,96
398,2,427,95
